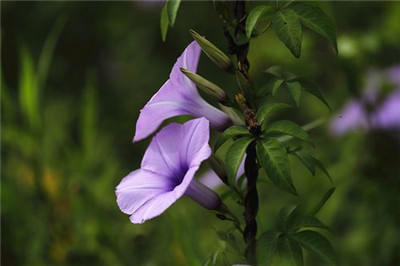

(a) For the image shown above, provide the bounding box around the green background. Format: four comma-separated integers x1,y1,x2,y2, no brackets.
2,1,399,265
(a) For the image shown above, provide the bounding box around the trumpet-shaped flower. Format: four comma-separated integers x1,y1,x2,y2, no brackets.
133,41,231,142
117,118,222,224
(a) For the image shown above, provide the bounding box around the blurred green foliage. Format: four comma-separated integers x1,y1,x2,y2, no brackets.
1,1,399,265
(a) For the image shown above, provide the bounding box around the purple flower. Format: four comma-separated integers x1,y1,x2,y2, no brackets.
330,66,400,135
117,118,222,224
133,41,231,142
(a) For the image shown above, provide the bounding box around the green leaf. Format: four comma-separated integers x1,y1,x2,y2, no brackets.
167,0,181,26
257,102,292,125
37,17,65,90
291,230,339,265
257,230,282,265
313,157,333,185
160,5,169,42
285,81,302,106
246,5,273,38
293,151,316,175
310,187,335,216
214,126,250,151
265,120,309,142
297,78,331,111
278,204,299,232
289,214,331,232
225,138,253,186
272,9,302,58
291,3,338,53
277,236,304,266
271,78,285,96
256,139,298,195
19,45,40,129
265,66,285,78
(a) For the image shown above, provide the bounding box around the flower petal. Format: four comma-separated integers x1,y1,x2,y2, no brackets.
116,169,174,215
179,117,212,166
169,41,202,93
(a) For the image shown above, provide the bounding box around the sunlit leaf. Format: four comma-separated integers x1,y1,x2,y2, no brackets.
214,126,250,151
272,9,302,58
291,230,339,265
225,137,253,186
291,3,338,53
265,120,309,142
257,139,298,195
19,46,40,129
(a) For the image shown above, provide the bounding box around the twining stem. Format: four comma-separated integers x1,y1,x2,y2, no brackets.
244,141,258,264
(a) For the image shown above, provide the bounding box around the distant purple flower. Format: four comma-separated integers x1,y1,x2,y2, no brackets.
330,66,400,135
133,41,231,142
117,118,222,224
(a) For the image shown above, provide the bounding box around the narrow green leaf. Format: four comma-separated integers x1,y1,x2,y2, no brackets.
257,230,282,265
291,230,339,265
246,5,273,38
289,214,331,232
272,9,302,58
285,81,302,106
257,102,292,125
37,17,65,90
265,120,309,142
214,126,250,151
310,187,335,216
257,139,298,195
293,151,316,175
19,46,40,129
160,5,169,42
313,156,334,185
225,138,253,186
275,0,294,10
166,0,181,26
277,236,304,266
291,3,338,53
297,78,331,111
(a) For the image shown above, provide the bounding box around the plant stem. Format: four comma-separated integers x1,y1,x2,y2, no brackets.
244,141,258,264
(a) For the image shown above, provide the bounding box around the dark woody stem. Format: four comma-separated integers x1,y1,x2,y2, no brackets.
233,1,259,264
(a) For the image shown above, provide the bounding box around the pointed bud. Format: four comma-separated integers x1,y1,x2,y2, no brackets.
189,29,233,72
180,68,228,103
235,93,246,105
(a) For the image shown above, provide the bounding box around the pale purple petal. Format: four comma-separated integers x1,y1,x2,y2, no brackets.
372,89,400,130
330,100,369,135
116,169,174,215
133,42,231,142
117,118,220,224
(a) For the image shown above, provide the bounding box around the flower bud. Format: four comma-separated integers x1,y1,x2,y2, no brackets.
189,29,233,72
185,179,222,210
180,68,228,103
